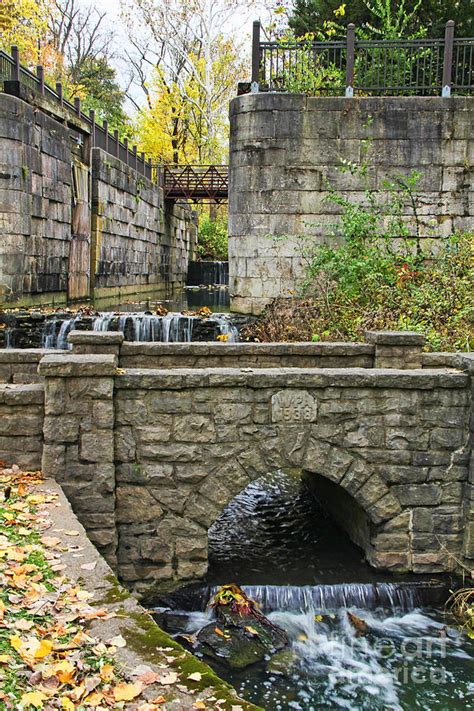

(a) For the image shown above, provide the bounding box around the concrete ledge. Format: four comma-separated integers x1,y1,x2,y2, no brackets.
120,341,374,356
0,383,44,405
365,331,426,346
68,331,124,346
0,348,63,363
38,353,117,377
37,478,259,710
115,367,468,390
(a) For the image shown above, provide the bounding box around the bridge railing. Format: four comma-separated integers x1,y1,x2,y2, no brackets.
162,165,229,202
249,20,474,97
0,47,153,181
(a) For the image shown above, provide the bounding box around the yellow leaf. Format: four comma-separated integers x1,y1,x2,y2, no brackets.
61,699,75,711
193,703,206,710
100,662,114,681
187,672,202,682
113,682,143,701
20,691,46,708
34,639,53,659
244,626,259,636
9,634,24,653
53,659,75,683
314,615,324,622
84,691,104,706
0,654,12,663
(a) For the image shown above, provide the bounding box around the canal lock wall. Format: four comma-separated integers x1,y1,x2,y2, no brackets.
0,93,197,307
0,331,473,596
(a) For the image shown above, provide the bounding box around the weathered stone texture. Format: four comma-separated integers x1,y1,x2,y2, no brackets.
0,383,44,469
91,149,197,299
0,94,197,307
229,94,474,314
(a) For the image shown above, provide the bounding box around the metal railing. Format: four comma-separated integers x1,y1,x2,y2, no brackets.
162,165,229,202
250,20,473,96
0,47,153,180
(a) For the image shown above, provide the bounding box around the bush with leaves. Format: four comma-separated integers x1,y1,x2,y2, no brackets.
196,215,228,261
242,170,473,351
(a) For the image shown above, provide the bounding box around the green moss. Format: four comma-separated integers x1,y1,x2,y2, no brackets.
122,611,263,710
99,574,132,604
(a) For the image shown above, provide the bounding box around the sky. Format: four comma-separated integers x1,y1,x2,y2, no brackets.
79,0,263,110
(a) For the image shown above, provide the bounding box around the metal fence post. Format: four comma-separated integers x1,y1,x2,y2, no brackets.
56,82,63,106
251,20,261,93
37,65,45,94
11,46,20,81
74,96,81,116
114,129,119,157
345,24,356,97
89,110,95,147
442,20,455,97
103,120,109,152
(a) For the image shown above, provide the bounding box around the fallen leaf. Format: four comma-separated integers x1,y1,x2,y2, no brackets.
34,638,54,659
20,691,46,708
193,703,206,710
244,626,259,636
0,654,12,663
61,698,75,711
41,536,62,548
100,663,114,681
113,682,143,701
150,696,166,704
159,672,178,685
64,530,80,537
80,561,97,571
138,670,161,685
108,634,126,648
187,672,202,682
84,691,104,706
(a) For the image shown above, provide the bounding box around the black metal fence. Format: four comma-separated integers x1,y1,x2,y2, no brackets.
251,20,473,96
0,47,153,180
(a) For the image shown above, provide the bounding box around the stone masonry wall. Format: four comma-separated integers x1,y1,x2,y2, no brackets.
113,367,470,593
0,383,44,469
229,94,474,314
1,332,472,595
0,94,73,306
0,93,197,307
91,149,197,302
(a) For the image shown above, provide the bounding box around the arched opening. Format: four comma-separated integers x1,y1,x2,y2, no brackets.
207,468,377,587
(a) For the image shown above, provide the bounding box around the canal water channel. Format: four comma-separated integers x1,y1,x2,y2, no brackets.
154,470,474,711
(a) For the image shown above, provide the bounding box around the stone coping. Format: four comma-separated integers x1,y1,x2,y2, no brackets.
68,330,124,345
365,331,426,346
38,353,117,376
0,383,44,404
0,349,64,363
115,367,467,390
120,341,374,355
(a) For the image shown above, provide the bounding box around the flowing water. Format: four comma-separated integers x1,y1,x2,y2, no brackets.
156,470,474,711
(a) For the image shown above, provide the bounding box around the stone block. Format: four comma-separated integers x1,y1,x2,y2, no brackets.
80,431,114,462
115,487,163,523
173,414,216,442
392,483,442,506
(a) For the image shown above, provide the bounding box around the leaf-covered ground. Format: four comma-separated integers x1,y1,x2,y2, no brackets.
0,467,252,711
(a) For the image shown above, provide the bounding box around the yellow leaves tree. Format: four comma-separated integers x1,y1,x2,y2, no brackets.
0,0,57,68
136,36,244,165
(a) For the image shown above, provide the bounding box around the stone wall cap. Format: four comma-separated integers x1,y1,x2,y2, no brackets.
38,353,117,377
114,366,467,390
365,331,426,345
0,348,64,363
0,383,44,405
68,330,124,345
119,341,374,356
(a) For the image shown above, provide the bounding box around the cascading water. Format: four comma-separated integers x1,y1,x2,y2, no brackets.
155,470,474,711
38,310,239,347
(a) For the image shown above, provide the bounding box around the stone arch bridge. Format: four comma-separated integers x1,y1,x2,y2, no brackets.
1,330,473,596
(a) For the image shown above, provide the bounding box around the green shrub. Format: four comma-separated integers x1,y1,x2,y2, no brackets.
197,215,228,260
243,169,473,351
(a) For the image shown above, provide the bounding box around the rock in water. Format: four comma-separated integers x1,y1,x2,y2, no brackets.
196,585,288,669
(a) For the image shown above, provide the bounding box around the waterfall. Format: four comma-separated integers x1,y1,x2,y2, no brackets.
207,583,432,613
57,316,81,349
37,310,238,347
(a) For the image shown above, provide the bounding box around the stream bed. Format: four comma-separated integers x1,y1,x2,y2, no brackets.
154,471,474,711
